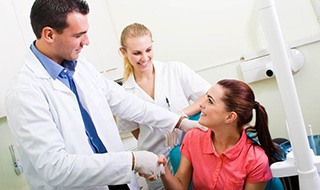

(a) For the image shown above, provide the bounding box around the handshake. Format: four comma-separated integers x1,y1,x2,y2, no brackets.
132,117,207,179
132,151,166,180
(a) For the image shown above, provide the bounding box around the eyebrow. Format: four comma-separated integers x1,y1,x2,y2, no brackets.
206,93,215,102
73,31,87,37
131,46,153,53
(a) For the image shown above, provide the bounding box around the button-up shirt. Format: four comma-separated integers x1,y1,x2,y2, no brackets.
181,129,272,189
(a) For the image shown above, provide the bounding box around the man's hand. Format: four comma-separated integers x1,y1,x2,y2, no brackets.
132,151,164,180
179,118,208,132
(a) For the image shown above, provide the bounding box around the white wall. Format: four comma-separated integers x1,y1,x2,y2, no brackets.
0,0,122,117
105,0,320,138
107,0,319,70
1,0,320,189
197,42,320,138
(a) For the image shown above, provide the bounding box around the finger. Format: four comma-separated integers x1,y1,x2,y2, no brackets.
173,132,177,146
147,175,156,181
159,164,165,175
158,155,165,163
198,125,208,131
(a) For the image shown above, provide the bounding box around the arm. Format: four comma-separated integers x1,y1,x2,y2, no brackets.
114,115,140,139
106,79,180,132
174,62,210,117
160,155,193,190
106,78,203,133
244,182,267,190
117,115,140,138
6,87,134,187
181,94,207,117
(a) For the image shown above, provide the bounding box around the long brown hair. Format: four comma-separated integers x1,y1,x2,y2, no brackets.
218,79,281,164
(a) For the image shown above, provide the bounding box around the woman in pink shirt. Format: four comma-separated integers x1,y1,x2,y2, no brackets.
158,79,281,190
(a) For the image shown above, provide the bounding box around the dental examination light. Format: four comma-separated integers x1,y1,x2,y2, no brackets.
257,0,320,189
240,48,304,83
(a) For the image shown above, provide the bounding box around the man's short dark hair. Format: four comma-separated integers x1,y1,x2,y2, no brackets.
30,0,89,39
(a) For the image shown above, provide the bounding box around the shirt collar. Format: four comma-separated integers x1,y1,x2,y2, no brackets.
30,42,77,79
123,60,162,89
203,129,249,160
223,130,248,159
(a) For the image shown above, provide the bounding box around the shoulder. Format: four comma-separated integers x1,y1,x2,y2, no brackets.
184,128,208,142
77,56,99,73
235,134,270,167
245,143,273,182
121,73,136,90
244,141,270,170
246,140,268,159
181,129,211,159
154,60,192,79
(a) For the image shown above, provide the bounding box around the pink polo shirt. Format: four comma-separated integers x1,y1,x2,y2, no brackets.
181,129,272,190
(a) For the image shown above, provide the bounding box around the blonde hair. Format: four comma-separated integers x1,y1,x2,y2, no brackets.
120,23,153,81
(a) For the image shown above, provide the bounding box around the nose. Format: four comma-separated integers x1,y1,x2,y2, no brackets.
81,33,90,46
140,53,148,62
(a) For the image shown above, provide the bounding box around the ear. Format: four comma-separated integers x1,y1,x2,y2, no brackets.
42,26,55,42
119,47,127,57
225,111,237,124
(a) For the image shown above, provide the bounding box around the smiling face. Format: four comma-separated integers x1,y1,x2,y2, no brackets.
121,34,154,74
199,84,232,129
50,11,89,63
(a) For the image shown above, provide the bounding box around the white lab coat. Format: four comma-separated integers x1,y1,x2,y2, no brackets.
5,49,180,190
117,60,211,157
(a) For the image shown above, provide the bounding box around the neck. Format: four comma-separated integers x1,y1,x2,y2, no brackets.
133,65,154,83
35,40,63,64
133,65,155,99
211,127,241,154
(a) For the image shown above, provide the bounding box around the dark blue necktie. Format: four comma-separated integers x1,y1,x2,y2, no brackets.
67,75,130,190
68,75,107,153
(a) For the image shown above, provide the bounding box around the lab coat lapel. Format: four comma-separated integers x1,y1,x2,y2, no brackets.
153,61,169,109
25,49,71,93
72,61,124,152
25,50,50,79
126,73,154,102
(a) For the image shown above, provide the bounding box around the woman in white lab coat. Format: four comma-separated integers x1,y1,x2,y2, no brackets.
117,23,211,190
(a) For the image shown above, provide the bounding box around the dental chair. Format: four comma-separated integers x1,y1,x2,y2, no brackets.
272,135,320,190
272,138,299,190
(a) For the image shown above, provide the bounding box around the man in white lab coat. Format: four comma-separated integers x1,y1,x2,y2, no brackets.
5,0,205,190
